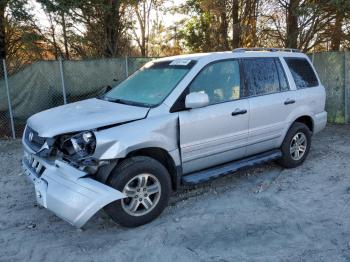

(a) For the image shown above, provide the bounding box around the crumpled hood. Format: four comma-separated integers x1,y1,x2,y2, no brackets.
27,98,149,137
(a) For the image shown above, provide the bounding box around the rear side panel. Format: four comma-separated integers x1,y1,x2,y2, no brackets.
281,55,326,116
277,55,327,143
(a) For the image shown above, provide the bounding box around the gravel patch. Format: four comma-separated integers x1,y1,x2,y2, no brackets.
1,125,350,262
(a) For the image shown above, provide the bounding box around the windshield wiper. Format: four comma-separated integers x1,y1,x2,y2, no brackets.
103,97,152,108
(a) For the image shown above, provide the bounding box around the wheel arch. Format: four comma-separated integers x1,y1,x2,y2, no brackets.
126,147,180,191
96,147,181,191
277,114,314,148
292,115,314,133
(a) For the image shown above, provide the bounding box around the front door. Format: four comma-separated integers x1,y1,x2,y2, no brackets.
179,59,250,174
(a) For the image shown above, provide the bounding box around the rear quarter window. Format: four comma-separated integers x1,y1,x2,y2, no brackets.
284,57,319,88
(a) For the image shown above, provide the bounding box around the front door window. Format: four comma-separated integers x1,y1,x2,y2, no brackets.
188,60,241,105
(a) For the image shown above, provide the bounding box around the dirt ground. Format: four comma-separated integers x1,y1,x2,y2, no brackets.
1,125,350,262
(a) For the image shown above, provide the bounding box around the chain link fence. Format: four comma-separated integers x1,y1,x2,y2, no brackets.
0,57,154,139
310,51,349,124
0,60,13,138
0,52,349,139
9,60,65,138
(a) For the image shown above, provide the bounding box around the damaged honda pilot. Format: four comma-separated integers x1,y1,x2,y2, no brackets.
22,48,327,228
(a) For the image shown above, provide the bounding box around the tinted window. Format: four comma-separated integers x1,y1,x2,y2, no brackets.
189,60,241,105
242,58,280,96
284,58,318,88
276,59,289,91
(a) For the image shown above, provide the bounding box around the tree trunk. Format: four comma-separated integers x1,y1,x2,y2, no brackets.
48,12,60,59
61,12,70,60
232,0,240,49
141,1,146,56
219,5,229,50
285,0,299,48
135,1,152,57
0,0,7,60
331,10,343,51
103,0,120,57
248,0,258,47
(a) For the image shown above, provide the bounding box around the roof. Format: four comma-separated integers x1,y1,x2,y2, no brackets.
154,49,308,64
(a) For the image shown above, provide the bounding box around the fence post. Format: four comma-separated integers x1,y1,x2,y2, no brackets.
3,59,15,139
125,55,129,78
59,57,67,104
345,51,349,124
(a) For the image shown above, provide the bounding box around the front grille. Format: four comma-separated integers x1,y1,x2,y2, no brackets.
24,126,46,152
24,154,46,177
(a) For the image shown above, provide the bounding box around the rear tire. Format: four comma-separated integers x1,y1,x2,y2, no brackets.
278,122,311,168
104,156,171,228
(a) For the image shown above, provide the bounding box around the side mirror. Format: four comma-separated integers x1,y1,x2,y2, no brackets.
185,92,209,109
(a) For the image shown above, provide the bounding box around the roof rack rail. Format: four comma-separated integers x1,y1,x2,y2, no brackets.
233,47,301,53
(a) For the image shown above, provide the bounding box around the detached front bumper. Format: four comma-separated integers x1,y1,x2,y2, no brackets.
21,150,125,228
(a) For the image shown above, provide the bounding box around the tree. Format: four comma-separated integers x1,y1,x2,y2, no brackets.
326,0,350,51
231,0,239,48
2,0,349,63
74,0,130,57
102,0,122,57
202,0,230,50
0,0,7,60
179,0,230,52
37,0,130,58
260,0,337,52
179,0,260,51
46,11,61,59
0,0,30,60
37,0,73,59
239,0,260,47
129,0,156,56
284,0,299,48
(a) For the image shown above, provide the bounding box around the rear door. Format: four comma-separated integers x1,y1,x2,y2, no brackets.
178,59,250,174
242,57,297,155
283,57,325,115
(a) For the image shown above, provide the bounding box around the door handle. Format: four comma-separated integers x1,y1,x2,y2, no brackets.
284,99,296,105
231,109,247,116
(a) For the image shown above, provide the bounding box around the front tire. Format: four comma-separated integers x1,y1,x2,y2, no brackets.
104,156,171,228
278,122,311,168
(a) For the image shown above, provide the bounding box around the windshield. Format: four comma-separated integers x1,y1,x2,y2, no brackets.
103,60,196,107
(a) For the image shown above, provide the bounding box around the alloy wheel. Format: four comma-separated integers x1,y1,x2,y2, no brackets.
290,132,307,161
121,173,161,217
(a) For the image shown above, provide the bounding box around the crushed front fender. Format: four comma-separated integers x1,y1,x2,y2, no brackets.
22,154,125,228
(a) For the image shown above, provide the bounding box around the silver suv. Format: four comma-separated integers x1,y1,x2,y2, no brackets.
22,48,327,228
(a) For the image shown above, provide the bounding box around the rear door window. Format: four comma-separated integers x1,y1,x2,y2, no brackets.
284,57,318,88
242,58,280,96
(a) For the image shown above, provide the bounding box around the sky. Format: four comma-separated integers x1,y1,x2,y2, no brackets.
30,0,49,29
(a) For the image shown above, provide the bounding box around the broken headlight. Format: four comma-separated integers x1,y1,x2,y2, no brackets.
61,131,96,159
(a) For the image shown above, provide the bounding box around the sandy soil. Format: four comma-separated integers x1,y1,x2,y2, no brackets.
1,125,350,262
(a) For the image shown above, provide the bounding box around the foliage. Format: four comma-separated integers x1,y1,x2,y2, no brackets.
1,0,350,65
